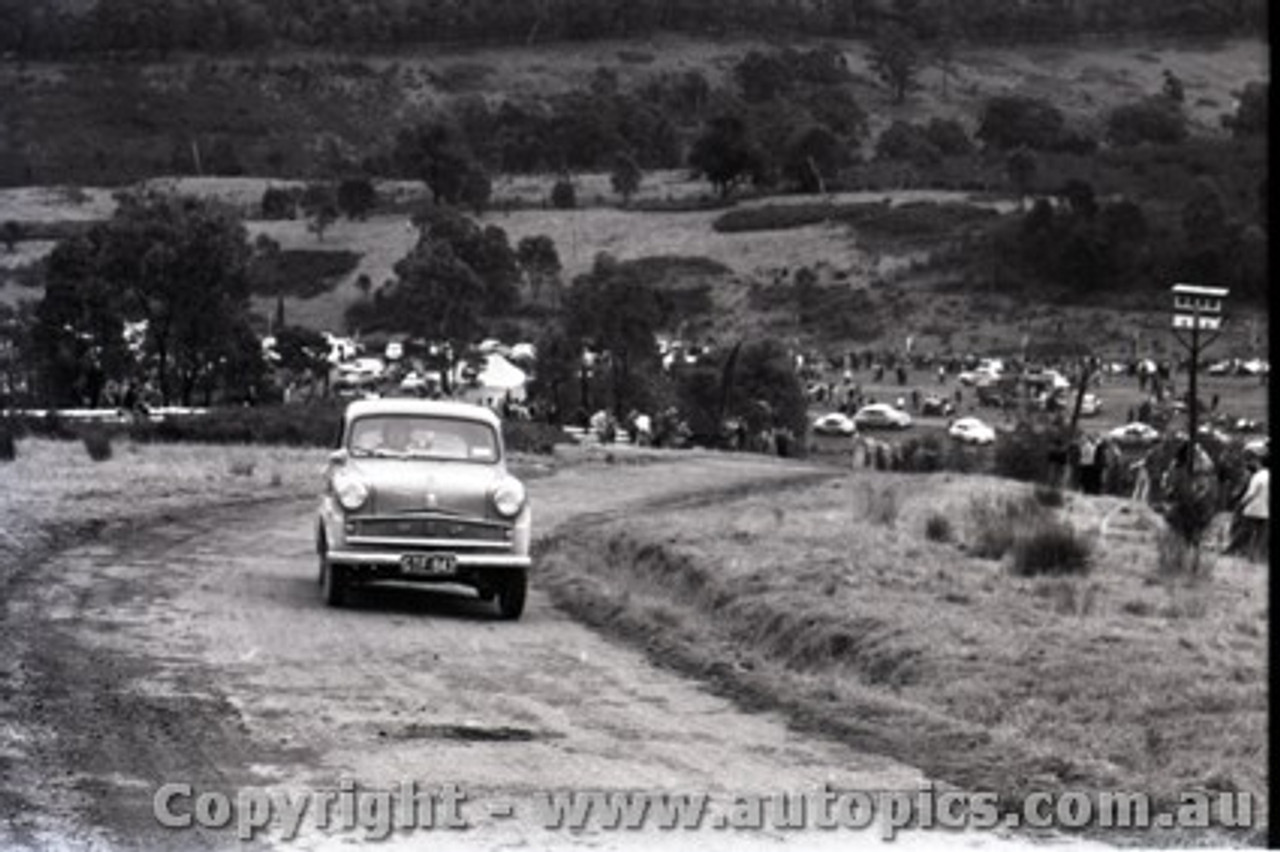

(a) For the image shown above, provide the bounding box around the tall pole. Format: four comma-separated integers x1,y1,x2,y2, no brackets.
1185,303,1200,474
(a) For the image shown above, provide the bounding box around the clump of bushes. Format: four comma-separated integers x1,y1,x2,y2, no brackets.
993,423,1055,483
128,403,344,446
924,512,953,542
550,178,577,209
966,492,1046,559
898,434,945,472
503,421,574,455
1160,470,1220,550
1010,521,1093,577
82,431,113,462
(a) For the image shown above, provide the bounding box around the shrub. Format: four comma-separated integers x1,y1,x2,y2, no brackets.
967,493,1046,560
336,176,378,220
1010,521,1092,577
127,403,344,446
39,410,72,440
876,121,942,166
0,422,15,461
503,421,573,455
1107,98,1188,147
924,513,953,542
1160,469,1220,548
82,432,113,462
994,423,1053,483
898,434,946,472
550,179,577,209
260,186,300,220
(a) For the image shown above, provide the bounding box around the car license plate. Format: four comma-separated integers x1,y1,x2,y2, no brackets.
401,553,456,576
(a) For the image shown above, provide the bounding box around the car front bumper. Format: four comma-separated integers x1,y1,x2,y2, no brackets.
326,549,530,569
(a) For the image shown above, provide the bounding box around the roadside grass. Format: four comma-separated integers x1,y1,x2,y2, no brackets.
538,470,1267,840
0,438,324,593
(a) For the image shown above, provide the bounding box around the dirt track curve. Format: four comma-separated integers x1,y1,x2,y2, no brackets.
1,453,1101,851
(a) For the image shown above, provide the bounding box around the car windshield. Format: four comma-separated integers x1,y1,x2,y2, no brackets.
347,415,499,463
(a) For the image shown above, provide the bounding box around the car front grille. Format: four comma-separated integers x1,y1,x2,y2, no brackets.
350,516,511,542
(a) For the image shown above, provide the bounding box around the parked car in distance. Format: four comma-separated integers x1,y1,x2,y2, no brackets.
948,417,997,445
316,398,532,619
853,403,912,430
920,395,955,417
1108,422,1161,447
1078,393,1102,417
958,368,997,386
812,411,857,436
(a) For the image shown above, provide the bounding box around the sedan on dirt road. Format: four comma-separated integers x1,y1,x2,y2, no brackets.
948,417,997,445
316,398,532,618
853,404,912,430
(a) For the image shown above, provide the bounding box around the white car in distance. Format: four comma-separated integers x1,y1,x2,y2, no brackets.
853,404,913,430
948,417,997,445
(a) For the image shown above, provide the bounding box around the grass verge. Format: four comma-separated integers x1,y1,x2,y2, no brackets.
0,438,324,595
537,471,1267,845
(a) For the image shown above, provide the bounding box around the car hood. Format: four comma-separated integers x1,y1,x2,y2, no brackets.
343,457,505,518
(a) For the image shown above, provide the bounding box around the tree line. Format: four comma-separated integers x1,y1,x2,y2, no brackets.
0,0,1265,58
2,190,809,448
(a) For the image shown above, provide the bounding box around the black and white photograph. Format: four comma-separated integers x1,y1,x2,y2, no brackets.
0,1,1269,849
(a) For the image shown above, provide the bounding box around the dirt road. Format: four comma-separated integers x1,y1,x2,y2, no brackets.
0,453,1098,851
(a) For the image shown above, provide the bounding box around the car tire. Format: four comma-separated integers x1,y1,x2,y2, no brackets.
320,555,349,608
495,573,527,621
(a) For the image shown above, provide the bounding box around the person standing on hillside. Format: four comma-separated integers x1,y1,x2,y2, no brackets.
1230,457,1269,561
1078,434,1101,494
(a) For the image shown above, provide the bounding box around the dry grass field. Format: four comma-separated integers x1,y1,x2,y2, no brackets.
0,439,324,593
537,469,1268,843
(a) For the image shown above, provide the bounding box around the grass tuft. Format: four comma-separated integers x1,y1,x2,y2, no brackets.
228,459,256,478
1155,528,1215,582
863,483,900,527
966,492,1046,560
1010,522,1093,577
924,512,953,542
82,432,113,462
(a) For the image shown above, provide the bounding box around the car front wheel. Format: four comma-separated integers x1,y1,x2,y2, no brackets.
495,573,527,620
320,553,349,608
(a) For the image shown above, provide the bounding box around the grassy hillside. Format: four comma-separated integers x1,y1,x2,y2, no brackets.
0,35,1265,186
538,470,1268,842
0,36,1268,355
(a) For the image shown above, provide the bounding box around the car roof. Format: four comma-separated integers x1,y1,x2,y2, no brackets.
343,398,501,428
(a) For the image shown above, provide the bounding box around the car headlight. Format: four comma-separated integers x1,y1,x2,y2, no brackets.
491,477,526,518
333,470,370,511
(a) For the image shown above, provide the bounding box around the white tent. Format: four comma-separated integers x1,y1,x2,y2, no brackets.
457,353,527,402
